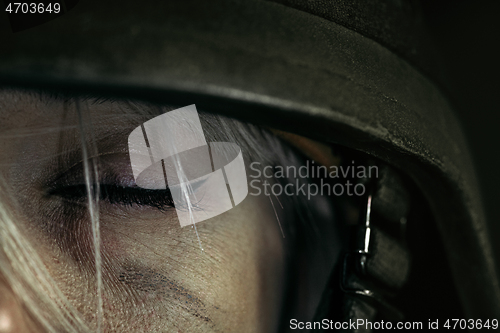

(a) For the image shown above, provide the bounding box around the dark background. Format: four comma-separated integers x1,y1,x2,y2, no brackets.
422,0,500,263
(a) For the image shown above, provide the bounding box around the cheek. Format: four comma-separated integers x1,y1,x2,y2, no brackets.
98,194,285,332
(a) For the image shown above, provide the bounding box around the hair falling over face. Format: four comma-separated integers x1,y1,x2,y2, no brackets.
0,91,341,332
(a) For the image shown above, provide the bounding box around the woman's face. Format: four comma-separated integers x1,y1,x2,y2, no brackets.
0,90,289,332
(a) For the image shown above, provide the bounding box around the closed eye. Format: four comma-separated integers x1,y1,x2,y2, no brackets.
48,184,175,211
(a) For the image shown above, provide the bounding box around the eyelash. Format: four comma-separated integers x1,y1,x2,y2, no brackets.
49,184,175,211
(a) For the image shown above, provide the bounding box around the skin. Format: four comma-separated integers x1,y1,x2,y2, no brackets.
0,91,287,332
0,277,32,332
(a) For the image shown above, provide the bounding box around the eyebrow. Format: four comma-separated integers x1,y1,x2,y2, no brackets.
29,88,179,116
25,88,121,105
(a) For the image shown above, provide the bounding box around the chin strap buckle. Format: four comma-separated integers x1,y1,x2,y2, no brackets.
340,167,412,328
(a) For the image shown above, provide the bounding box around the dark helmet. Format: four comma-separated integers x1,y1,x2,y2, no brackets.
1,0,499,329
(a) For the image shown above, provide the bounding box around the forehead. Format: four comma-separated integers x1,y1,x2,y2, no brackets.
0,90,159,130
